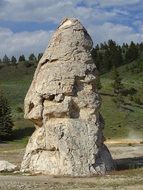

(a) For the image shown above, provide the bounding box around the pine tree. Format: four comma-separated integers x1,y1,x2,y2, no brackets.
38,53,43,61
96,76,102,90
29,53,37,62
3,55,10,65
0,92,13,140
111,67,124,108
107,40,123,68
18,55,26,62
11,56,17,65
125,41,138,63
111,67,124,94
0,59,3,70
112,94,124,109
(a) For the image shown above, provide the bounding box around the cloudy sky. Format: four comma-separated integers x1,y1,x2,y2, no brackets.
0,0,143,57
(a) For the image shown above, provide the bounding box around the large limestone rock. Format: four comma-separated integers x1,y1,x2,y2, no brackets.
21,18,114,176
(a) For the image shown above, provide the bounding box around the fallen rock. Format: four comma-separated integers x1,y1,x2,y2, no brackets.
0,160,17,172
21,18,115,176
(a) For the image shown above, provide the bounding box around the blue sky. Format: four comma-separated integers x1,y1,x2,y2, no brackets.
0,0,143,57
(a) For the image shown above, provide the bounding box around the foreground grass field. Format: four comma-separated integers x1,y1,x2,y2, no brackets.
0,63,143,148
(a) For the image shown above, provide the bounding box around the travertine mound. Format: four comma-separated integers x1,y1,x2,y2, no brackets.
21,18,114,176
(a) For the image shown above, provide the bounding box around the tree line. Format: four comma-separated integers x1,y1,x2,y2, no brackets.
0,40,143,73
0,53,43,68
92,40,143,73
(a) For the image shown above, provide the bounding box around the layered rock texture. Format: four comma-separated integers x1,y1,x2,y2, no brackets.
21,18,114,176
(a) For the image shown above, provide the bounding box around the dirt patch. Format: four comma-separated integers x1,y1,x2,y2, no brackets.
0,149,24,168
0,170,143,190
105,140,143,159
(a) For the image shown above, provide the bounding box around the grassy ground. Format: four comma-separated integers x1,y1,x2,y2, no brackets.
100,64,143,139
0,63,143,148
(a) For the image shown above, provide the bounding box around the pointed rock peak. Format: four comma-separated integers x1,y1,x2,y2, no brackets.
58,17,84,30
59,18,74,29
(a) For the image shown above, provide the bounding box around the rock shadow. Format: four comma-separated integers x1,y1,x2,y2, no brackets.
12,127,35,140
114,156,143,170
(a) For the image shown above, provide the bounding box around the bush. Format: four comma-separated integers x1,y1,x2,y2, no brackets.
0,65,4,70
0,92,13,140
24,61,34,68
128,95,133,102
121,87,137,97
133,96,142,104
16,106,23,113
112,94,124,108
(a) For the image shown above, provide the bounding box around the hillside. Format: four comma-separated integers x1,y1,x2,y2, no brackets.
0,61,143,147
101,63,143,139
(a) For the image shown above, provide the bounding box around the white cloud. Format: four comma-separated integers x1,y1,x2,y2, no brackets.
0,0,76,22
112,9,130,16
0,0,119,23
0,0,142,23
83,0,141,8
88,22,143,44
98,0,141,7
0,0,141,27
0,27,53,57
0,0,143,57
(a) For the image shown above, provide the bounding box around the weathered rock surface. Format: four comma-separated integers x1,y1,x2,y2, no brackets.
21,18,114,176
0,160,17,172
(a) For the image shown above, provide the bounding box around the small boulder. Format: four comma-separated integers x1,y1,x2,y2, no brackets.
0,160,17,172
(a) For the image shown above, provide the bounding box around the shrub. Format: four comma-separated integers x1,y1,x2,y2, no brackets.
0,92,13,140
16,106,23,113
133,96,141,104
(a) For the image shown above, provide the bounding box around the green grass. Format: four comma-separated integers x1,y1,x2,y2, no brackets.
0,64,35,148
0,62,143,148
0,64,34,112
101,65,143,139
0,119,34,151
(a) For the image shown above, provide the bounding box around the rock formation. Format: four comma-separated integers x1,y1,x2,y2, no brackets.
21,18,114,176
0,160,17,172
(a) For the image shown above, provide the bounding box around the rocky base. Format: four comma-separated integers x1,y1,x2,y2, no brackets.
21,119,114,176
